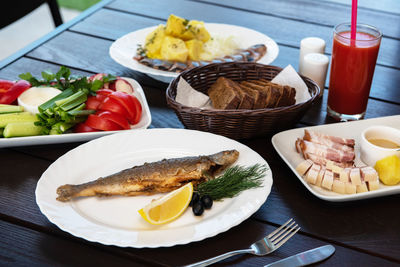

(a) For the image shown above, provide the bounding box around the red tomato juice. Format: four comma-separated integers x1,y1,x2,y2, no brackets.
328,31,380,115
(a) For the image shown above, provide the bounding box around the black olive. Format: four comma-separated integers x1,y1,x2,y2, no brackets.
201,195,213,209
192,201,204,216
189,192,200,207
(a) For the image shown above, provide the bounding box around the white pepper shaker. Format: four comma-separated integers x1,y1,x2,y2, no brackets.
299,37,326,74
301,53,329,97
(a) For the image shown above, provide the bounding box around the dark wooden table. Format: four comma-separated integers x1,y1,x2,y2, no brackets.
1,0,400,266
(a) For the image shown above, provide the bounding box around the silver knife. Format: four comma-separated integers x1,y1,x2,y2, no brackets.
264,245,335,267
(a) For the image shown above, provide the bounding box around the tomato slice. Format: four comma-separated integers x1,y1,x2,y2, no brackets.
107,92,137,124
96,89,114,96
130,94,142,125
85,96,102,110
0,80,30,104
97,97,128,117
74,122,98,133
97,111,130,130
85,114,123,131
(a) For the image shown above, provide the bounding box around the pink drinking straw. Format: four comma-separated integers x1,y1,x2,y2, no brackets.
351,0,358,46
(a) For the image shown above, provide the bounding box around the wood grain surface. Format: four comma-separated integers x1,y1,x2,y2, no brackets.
0,0,399,266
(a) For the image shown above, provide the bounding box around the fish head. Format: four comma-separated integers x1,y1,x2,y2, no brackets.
209,149,239,175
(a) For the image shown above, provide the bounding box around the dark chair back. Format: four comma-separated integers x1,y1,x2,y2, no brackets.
1,0,63,29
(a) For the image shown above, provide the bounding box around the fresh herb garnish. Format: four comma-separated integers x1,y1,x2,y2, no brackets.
18,66,116,92
136,44,147,57
196,164,267,201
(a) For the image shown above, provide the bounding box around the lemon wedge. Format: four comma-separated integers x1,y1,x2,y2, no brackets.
138,182,193,225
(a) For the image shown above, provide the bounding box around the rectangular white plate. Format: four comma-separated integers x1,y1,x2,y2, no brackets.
0,78,152,148
272,115,400,202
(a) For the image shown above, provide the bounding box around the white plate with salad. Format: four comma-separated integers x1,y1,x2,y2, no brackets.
35,128,273,248
0,69,151,148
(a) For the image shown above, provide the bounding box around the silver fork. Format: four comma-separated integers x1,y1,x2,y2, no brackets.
184,218,300,267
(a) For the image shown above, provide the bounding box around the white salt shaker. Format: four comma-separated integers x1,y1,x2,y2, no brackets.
301,53,329,97
299,37,326,74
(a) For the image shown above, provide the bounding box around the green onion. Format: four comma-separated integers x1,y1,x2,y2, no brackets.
55,90,87,111
38,87,75,112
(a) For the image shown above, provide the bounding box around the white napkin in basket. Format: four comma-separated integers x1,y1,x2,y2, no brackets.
271,64,311,104
175,77,212,109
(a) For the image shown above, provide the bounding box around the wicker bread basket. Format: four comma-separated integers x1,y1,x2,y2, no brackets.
166,62,320,139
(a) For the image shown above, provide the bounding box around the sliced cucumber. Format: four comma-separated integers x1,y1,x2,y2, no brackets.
0,112,37,128
3,122,44,138
0,104,24,114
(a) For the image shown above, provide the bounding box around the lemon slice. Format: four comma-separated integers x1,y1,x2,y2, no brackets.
138,182,193,225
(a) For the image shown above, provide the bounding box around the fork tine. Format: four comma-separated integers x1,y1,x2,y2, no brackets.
269,221,295,242
272,223,299,244
274,225,300,250
267,218,293,239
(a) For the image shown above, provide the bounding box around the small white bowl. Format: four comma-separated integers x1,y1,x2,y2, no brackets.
360,125,400,167
18,86,62,114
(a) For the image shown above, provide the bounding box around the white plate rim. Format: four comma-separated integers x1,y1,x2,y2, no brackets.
35,128,273,248
271,115,400,202
109,23,279,82
0,77,152,148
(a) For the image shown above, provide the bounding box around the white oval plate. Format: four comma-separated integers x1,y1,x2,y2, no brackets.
272,115,400,202
109,23,279,83
35,128,273,248
0,77,151,148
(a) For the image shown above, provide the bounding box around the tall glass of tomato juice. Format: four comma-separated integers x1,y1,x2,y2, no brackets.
327,23,382,121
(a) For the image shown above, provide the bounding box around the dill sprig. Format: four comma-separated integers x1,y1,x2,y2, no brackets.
196,164,268,201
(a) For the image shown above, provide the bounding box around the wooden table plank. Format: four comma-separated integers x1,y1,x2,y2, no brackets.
67,3,400,104
0,1,399,265
0,220,162,267
197,0,400,39
69,8,163,40
0,132,399,262
28,14,400,105
326,0,400,14
106,0,400,70
0,155,397,267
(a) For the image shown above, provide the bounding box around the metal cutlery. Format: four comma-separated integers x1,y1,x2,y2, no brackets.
264,244,335,267
184,218,300,267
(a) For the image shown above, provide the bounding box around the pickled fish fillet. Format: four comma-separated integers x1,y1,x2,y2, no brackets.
56,150,239,202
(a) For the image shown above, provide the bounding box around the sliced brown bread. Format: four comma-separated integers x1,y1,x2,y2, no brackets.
228,79,254,109
259,79,296,107
208,77,296,110
271,82,287,107
267,85,281,108
240,81,270,108
208,77,241,109
285,85,296,106
248,80,281,108
239,84,264,109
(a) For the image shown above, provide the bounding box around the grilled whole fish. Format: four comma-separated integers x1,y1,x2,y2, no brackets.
134,44,267,73
56,150,239,202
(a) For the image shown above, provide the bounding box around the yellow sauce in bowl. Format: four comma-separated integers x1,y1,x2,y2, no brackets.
368,138,400,149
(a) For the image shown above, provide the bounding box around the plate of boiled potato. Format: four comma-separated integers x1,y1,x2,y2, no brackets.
109,14,279,83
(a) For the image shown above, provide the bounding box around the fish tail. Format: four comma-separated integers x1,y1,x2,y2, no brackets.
56,184,79,202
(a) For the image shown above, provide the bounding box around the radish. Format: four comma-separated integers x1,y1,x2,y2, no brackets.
89,73,107,81
110,79,134,94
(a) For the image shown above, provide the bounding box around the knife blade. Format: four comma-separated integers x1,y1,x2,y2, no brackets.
264,245,335,267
